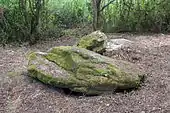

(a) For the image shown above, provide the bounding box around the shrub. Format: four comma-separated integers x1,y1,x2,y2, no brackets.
101,0,170,33
0,0,62,44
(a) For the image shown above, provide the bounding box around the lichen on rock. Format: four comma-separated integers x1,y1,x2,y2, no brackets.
27,46,144,95
77,31,135,54
77,31,107,54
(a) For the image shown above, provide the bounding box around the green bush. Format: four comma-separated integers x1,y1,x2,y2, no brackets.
0,0,62,44
1,0,170,45
102,0,170,33
0,0,91,44
50,0,91,28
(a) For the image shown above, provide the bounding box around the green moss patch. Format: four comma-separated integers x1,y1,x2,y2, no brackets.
77,31,107,54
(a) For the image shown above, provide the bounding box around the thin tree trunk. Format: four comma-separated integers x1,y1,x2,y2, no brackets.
92,0,101,31
31,0,41,34
91,0,115,31
29,0,43,44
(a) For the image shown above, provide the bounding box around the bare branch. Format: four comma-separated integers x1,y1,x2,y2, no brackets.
100,0,116,12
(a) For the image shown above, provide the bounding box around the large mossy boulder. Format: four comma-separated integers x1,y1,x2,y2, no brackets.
27,46,144,95
77,31,107,54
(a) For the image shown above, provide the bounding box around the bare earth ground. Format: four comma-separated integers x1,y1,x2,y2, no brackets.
0,34,170,113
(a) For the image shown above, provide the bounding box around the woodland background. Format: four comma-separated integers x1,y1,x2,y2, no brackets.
0,0,170,44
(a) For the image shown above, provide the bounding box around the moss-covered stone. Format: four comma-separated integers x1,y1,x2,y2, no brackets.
27,46,144,95
77,31,107,54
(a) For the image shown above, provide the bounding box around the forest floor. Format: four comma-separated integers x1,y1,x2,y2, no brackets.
0,33,170,113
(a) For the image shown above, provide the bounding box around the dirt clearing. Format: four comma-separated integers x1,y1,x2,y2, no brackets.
0,34,170,113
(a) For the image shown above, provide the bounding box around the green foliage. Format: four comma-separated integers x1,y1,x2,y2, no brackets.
0,0,62,44
102,0,170,33
0,0,92,44
49,0,91,28
1,0,170,44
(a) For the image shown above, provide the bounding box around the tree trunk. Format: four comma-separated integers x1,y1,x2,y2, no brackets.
91,0,116,31
29,0,44,44
31,0,42,34
92,0,101,31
